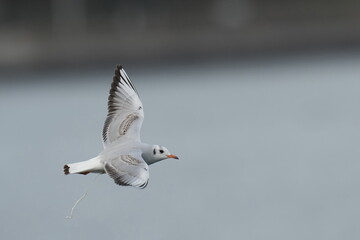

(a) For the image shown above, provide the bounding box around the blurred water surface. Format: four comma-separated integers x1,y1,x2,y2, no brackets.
1,52,360,240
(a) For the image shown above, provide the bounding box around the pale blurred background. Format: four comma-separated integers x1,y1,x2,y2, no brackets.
1,1,360,240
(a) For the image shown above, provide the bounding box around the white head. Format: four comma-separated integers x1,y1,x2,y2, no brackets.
144,145,178,165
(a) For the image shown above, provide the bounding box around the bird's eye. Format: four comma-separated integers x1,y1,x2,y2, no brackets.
160,149,164,154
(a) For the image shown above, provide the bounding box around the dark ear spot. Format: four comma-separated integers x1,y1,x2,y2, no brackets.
153,148,156,155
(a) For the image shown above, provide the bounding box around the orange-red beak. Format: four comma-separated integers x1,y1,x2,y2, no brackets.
166,154,179,159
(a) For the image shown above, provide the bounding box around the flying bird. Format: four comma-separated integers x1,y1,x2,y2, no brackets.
64,65,178,188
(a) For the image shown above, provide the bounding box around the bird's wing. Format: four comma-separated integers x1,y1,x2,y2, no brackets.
104,152,149,188
102,65,144,146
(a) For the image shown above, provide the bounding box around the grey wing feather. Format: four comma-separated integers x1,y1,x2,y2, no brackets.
102,65,144,146
104,152,149,188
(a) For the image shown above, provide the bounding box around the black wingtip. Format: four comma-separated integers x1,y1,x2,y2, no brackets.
114,64,122,76
64,165,70,175
139,180,149,189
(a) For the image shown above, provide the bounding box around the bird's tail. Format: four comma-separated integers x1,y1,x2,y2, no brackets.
64,157,104,175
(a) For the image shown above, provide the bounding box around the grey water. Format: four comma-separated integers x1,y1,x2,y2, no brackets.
1,51,360,240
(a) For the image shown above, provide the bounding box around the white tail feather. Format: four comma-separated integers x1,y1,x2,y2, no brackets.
64,157,104,175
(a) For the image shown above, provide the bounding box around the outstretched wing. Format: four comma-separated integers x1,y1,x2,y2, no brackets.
102,65,144,146
104,152,149,188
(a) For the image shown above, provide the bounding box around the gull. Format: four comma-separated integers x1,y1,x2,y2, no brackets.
64,65,178,188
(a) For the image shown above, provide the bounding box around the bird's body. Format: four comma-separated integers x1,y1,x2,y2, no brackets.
64,65,178,188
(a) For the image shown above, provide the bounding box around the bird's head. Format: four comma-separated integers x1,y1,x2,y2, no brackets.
152,145,179,162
